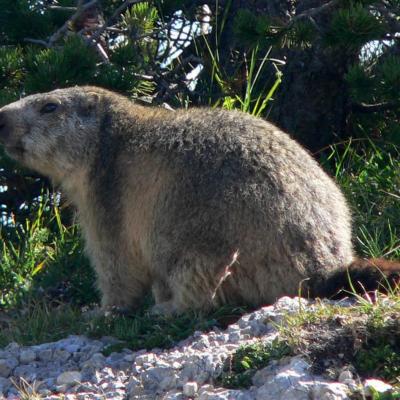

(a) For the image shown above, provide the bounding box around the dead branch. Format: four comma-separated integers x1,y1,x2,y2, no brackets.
23,38,49,47
287,0,342,29
48,0,98,45
48,6,77,11
351,101,400,114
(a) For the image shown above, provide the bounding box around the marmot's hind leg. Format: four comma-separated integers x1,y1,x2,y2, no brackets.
151,251,237,315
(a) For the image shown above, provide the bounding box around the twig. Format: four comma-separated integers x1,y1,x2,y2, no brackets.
351,101,400,114
291,0,342,24
211,250,239,301
95,42,110,63
47,6,77,11
284,0,342,33
23,38,49,47
312,137,371,156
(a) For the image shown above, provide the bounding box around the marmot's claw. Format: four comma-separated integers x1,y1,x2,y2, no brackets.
150,301,178,317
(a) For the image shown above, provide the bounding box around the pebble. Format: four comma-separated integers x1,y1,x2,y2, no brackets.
183,381,198,396
19,349,36,364
0,377,11,394
338,370,353,383
56,371,83,386
0,358,18,378
0,296,395,399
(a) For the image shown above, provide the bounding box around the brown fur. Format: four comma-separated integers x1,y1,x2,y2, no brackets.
0,86,398,313
317,258,400,299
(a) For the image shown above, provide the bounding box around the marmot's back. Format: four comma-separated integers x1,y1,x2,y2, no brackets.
130,108,354,305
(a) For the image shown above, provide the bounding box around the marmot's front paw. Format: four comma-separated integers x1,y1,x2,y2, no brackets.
150,300,179,316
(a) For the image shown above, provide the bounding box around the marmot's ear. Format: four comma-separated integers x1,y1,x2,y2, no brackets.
79,92,100,117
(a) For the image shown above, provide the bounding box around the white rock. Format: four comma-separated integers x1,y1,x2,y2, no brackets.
56,371,82,386
312,382,350,400
364,379,392,395
172,361,182,369
164,390,185,399
338,370,353,383
53,349,71,362
199,388,244,400
0,377,11,394
183,381,198,396
4,342,20,354
256,382,310,400
19,349,36,364
135,353,155,365
37,348,53,362
88,352,106,368
0,358,18,377
124,354,135,362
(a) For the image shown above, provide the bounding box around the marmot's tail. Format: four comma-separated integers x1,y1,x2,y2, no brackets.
313,258,400,299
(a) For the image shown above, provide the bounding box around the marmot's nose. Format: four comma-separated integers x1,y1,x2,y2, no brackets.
0,111,10,143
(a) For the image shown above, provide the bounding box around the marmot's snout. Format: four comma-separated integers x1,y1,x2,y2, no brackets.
0,108,25,159
0,110,11,144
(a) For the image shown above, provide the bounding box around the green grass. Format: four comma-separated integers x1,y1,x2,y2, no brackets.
323,140,400,260
0,198,98,309
0,298,246,350
217,339,291,388
365,390,400,400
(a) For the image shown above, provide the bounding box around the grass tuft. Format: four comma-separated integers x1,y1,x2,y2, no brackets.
217,338,291,389
0,298,247,350
277,291,400,391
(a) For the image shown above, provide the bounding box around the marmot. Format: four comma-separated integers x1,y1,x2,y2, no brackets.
0,86,398,313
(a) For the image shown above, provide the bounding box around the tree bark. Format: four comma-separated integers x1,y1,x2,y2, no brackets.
269,47,350,152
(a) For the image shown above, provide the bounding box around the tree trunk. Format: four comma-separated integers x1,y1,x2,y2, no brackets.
269,47,350,152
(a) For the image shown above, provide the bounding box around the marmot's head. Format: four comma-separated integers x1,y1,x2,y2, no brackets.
0,86,107,180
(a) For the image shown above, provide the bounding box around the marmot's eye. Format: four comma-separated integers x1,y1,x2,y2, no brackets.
40,103,59,114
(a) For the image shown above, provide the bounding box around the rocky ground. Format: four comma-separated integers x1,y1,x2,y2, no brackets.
0,297,395,399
